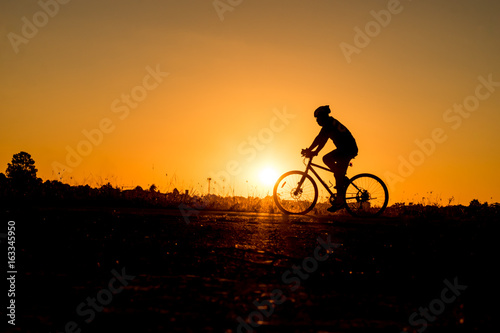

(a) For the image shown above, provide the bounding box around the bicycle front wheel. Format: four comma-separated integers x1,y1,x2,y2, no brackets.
344,173,389,217
273,171,318,215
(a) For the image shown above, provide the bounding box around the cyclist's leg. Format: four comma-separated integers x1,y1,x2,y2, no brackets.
324,150,355,203
334,157,350,201
322,150,338,171
323,150,346,205
339,150,358,200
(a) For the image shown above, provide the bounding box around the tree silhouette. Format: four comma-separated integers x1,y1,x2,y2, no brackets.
6,151,38,185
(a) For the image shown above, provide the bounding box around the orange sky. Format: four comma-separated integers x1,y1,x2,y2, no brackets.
1,0,500,205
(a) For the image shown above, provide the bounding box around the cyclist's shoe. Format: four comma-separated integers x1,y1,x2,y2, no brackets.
327,202,345,212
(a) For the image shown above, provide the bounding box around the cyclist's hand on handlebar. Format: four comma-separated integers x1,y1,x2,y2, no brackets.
301,148,317,158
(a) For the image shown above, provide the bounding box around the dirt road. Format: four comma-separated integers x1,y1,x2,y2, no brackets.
5,207,495,332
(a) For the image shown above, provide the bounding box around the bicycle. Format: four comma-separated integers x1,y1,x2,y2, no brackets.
273,152,389,217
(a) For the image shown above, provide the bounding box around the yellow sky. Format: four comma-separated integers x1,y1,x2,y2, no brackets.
1,0,500,205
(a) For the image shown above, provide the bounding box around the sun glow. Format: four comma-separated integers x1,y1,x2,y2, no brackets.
259,167,279,186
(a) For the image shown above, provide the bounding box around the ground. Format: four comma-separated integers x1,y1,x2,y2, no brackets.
2,206,496,332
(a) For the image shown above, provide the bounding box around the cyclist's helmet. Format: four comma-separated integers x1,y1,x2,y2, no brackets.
314,105,331,118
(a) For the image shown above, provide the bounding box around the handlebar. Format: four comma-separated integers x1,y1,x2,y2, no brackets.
301,148,317,158
301,149,317,167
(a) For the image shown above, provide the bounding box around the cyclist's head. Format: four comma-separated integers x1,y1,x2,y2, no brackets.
314,105,330,126
314,105,331,118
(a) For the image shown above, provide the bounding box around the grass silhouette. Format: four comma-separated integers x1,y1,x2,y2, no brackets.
1,171,498,221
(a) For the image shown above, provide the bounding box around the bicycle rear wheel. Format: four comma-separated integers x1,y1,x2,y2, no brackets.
344,173,388,217
273,171,318,215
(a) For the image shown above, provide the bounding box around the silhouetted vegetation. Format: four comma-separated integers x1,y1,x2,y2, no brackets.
3,151,41,196
1,151,499,220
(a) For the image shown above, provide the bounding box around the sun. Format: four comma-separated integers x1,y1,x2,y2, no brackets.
259,167,279,186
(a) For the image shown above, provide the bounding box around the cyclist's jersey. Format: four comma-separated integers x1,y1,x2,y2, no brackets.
319,117,358,154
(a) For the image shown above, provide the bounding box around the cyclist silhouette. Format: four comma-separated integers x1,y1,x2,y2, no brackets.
302,105,358,212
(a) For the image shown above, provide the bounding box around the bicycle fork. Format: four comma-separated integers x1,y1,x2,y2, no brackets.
294,164,314,195
292,174,306,196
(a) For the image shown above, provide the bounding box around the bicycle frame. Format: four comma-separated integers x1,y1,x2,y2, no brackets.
298,157,337,197
297,156,365,202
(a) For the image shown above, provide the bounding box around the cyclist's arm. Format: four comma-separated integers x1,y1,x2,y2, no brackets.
308,133,328,154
